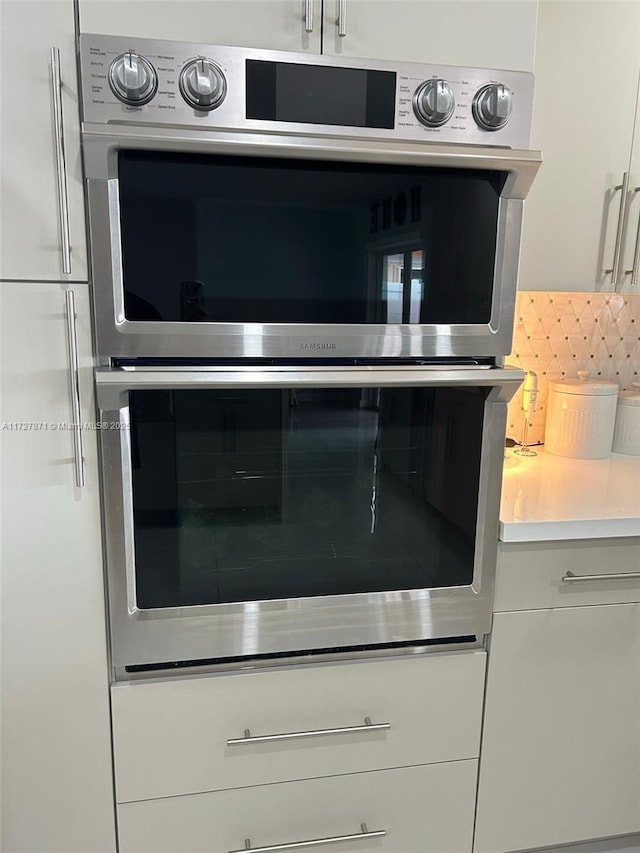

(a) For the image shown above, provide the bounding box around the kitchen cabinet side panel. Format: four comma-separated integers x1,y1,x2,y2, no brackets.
0,283,116,852
474,605,640,853
0,0,88,281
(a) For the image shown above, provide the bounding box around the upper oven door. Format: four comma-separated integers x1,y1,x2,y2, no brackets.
84,128,541,360
96,365,522,669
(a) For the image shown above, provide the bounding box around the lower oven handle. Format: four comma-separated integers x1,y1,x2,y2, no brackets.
95,366,524,409
227,717,391,746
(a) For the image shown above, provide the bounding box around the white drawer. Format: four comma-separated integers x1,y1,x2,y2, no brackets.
118,760,477,853
112,651,485,802
494,538,640,612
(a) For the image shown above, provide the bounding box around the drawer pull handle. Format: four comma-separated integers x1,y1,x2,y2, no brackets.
562,570,640,584
230,823,386,853
227,716,391,746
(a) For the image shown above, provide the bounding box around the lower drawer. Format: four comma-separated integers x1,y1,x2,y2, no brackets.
118,761,477,853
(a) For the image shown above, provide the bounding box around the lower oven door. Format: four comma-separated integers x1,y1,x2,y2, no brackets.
96,365,521,669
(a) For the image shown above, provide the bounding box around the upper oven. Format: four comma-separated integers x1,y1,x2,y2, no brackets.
80,35,541,361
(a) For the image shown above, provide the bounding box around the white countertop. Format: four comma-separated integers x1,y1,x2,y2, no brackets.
499,447,640,542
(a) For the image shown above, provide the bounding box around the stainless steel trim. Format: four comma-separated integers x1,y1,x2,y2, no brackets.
606,172,630,286
95,365,522,409
305,0,314,32
625,186,640,286
97,366,521,668
64,290,85,488
115,639,482,681
230,825,385,853
563,570,640,584
338,0,347,36
83,125,541,198
50,47,72,275
227,717,391,746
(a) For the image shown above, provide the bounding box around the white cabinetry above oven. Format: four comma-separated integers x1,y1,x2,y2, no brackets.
518,0,640,292
77,0,537,71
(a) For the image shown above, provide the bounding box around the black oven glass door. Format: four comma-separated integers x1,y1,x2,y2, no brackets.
128,383,486,609
118,150,504,327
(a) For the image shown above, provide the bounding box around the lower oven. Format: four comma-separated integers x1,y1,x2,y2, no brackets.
96,364,521,671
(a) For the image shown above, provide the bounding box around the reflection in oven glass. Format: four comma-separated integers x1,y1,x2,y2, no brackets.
118,150,501,327
129,386,486,608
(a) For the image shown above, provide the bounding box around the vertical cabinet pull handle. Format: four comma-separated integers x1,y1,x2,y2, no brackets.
338,0,348,36
305,0,314,32
50,47,72,276
605,172,629,287
625,186,640,286
64,291,85,488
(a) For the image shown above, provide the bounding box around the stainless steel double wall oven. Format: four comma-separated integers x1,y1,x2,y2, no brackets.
80,35,540,671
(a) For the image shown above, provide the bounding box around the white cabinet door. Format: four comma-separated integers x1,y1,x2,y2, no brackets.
118,761,478,853
0,1,87,282
475,604,640,853
78,0,322,53
620,78,640,293
518,0,640,292
0,283,116,852
321,0,538,71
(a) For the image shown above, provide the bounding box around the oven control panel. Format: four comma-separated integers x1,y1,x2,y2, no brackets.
80,34,534,149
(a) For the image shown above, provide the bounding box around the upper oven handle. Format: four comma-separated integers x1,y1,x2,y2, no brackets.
95,366,524,411
82,127,542,200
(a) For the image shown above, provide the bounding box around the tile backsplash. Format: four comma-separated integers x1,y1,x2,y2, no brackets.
506,291,640,445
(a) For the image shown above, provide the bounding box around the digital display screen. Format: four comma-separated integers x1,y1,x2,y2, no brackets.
246,60,396,129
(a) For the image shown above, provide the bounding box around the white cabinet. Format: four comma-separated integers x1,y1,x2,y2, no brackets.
0,283,116,852
111,651,485,802
518,0,640,292
474,604,640,853
0,1,88,281
78,0,322,53
321,0,538,71
79,0,537,69
118,761,478,853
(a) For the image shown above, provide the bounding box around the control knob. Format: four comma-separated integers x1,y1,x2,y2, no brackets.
108,52,157,106
412,78,455,127
473,83,513,130
180,58,227,111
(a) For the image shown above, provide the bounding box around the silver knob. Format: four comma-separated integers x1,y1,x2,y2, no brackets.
412,79,455,127
108,52,157,106
473,83,513,130
179,58,227,111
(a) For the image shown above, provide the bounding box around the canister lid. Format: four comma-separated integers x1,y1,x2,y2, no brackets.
617,390,640,408
549,372,618,396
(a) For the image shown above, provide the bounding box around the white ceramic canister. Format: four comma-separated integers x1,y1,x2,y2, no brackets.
545,373,618,459
612,382,640,456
